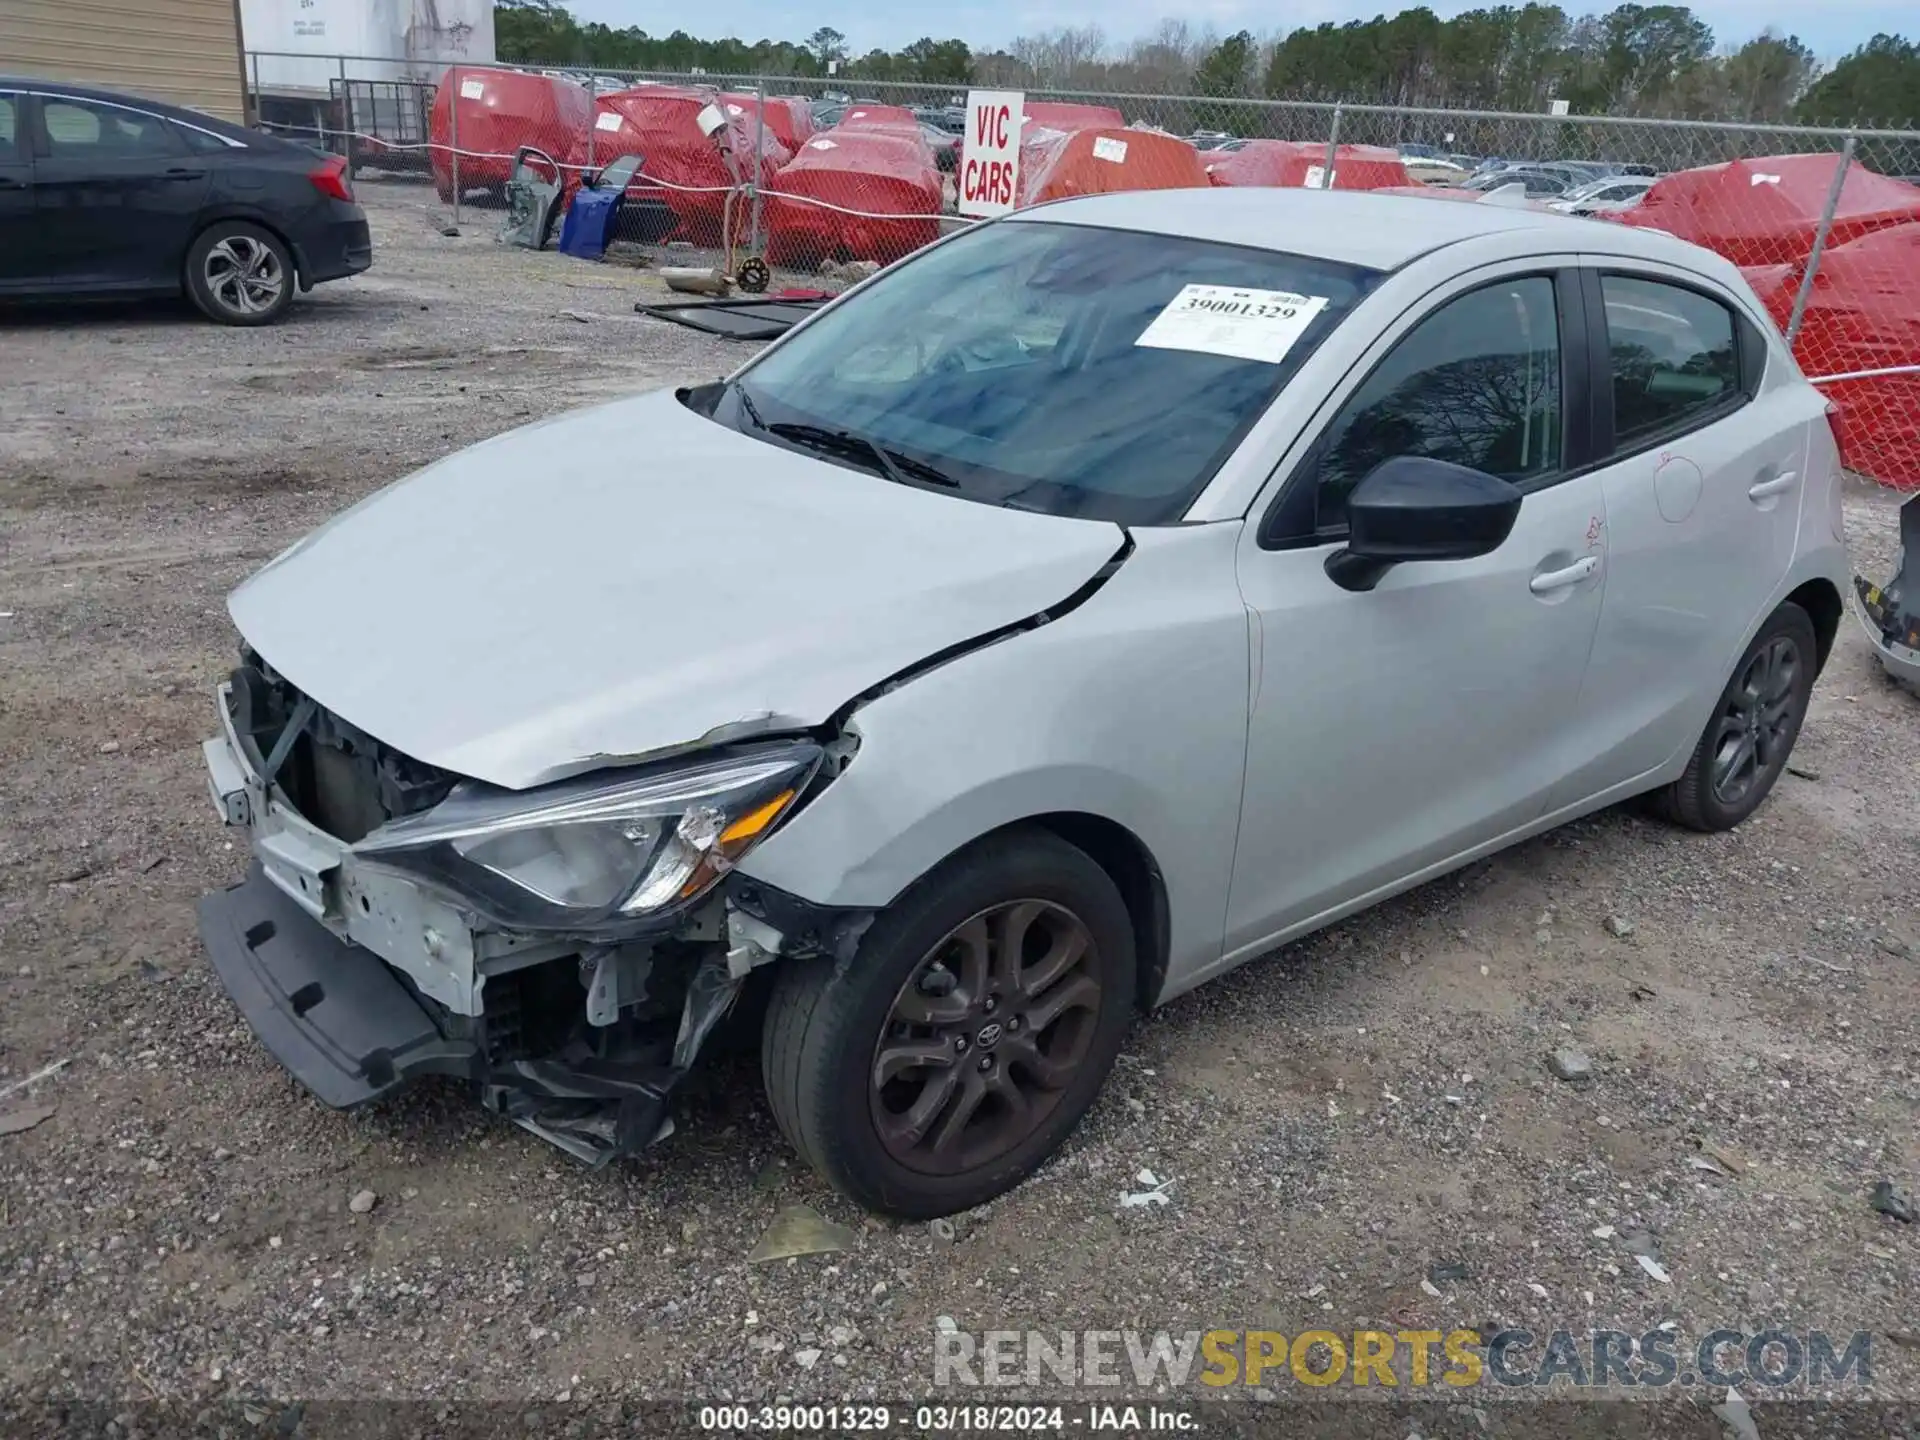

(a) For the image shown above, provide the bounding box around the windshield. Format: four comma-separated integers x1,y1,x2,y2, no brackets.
725,219,1378,524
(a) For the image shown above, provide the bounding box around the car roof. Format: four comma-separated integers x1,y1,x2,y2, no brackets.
1012,185,1707,273
0,73,267,144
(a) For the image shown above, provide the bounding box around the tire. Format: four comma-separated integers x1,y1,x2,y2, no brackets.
1656,602,1817,832
761,828,1136,1219
185,221,295,326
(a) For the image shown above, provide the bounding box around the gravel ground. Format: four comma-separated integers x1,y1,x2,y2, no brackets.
1,181,1916,1429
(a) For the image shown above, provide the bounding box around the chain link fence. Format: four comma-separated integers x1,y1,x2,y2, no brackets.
250,53,1920,487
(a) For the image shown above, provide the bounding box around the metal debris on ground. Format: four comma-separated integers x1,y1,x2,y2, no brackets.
1713,1386,1762,1440
928,1218,957,1246
1121,1168,1175,1209
1786,763,1821,780
0,1057,71,1102
747,1204,857,1264
1869,1181,1916,1223
1697,1140,1749,1176
635,297,831,341
1428,1261,1473,1283
1635,1254,1673,1284
0,1103,56,1137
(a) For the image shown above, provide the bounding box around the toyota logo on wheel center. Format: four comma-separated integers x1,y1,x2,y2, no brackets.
975,1022,1004,1049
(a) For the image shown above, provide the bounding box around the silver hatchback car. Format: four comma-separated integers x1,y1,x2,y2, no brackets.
199,189,1848,1218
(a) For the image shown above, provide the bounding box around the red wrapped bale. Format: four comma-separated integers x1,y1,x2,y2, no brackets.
766,130,944,269
1616,153,1920,267
591,87,790,247
1204,140,1411,190
1744,224,1920,489
1016,127,1208,206
430,67,592,202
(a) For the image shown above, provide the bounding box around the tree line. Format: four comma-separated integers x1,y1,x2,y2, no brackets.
492,2,1919,129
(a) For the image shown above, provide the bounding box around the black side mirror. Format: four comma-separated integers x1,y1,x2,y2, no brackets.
1325,455,1523,593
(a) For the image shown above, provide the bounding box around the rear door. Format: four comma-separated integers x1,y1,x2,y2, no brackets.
0,91,33,290
1552,264,1809,803
29,92,210,289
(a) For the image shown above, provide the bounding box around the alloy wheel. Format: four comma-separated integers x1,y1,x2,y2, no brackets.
1710,634,1802,806
203,236,286,317
870,900,1103,1176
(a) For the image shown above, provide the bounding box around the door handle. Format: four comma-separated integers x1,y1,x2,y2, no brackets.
162,168,208,181
0,177,24,190
1748,471,1797,500
1529,555,1600,594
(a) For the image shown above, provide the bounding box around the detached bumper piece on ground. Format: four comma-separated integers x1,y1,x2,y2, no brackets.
1855,491,1920,696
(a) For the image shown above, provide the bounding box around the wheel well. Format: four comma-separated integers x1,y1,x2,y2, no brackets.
185,214,304,287
1023,813,1170,1012
1785,579,1842,674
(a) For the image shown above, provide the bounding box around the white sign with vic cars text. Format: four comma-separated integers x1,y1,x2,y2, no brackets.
959,89,1024,218
1135,285,1331,365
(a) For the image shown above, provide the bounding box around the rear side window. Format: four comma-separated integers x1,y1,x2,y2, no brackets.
1307,276,1564,533
0,96,15,151
1601,275,1740,446
40,98,183,158
176,123,237,154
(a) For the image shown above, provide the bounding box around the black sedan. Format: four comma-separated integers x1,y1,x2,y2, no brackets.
0,77,371,325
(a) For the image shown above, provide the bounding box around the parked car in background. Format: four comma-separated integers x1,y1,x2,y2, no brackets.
919,122,961,171
1549,175,1653,214
1465,168,1569,197
198,189,1845,1218
1402,155,1469,184
1190,131,1239,150
0,76,370,324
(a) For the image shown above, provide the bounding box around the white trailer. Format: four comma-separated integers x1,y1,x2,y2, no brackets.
243,0,495,97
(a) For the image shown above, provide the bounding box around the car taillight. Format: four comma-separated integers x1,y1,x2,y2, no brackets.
309,155,354,202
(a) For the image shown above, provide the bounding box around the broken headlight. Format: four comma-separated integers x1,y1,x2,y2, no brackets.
352,743,821,933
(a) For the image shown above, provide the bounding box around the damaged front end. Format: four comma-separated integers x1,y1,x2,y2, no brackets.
1854,491,1920,698
197,652,867,1165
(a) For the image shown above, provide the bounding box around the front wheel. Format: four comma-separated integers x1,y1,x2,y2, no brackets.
185,222,295,326
1656,601,1817,832
760,829,1136,1219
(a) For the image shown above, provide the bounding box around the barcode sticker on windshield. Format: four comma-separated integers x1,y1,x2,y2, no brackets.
595,111,623,132
1135,285,1330,364
1092,136,1129,164
459,78,486,99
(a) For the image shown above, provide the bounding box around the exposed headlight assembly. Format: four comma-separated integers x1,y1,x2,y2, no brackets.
353,743,822,934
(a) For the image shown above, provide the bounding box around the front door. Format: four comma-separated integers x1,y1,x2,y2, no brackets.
30,93,209,289
1225,267,1609,957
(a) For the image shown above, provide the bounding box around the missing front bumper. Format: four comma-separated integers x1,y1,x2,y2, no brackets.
198,865,735,1165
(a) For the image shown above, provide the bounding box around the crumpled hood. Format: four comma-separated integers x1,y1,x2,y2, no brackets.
229,389,1126,789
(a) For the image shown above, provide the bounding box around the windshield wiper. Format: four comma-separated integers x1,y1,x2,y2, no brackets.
767,422,959,490
728,379,768,433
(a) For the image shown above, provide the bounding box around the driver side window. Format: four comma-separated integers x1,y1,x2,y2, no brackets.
1310,276,1563,534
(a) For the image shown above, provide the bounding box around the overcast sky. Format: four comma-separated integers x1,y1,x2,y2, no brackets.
564,0,1908,64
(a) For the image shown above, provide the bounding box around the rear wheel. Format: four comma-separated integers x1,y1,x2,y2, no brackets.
1656,602,1816,832
185,222,294,326
761,829,1135,1218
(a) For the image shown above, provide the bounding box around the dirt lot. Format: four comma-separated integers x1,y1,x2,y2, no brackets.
1,180,1917,1425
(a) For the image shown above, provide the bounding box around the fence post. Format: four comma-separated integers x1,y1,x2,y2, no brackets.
585,76,596,174
1322,105,1343,189
1786,134,1853,350
449,65,462,229
249,51,261,128
339,57,353,179
750,81,767,258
